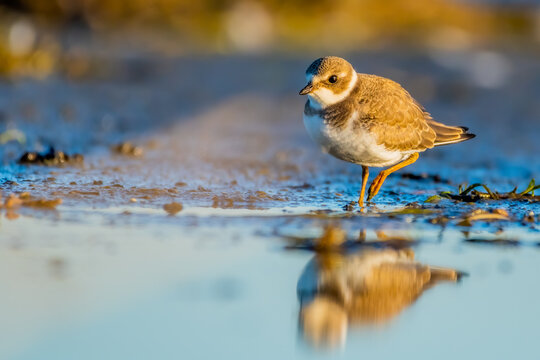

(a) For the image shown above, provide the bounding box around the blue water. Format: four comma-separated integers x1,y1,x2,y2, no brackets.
1,210,539,360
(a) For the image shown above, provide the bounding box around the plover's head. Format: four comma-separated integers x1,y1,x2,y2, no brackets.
299,56,357,109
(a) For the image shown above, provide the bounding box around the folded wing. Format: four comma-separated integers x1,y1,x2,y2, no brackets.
356,75,474,151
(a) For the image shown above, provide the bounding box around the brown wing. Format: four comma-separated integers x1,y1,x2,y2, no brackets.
356,75,475,150
357,76,436,152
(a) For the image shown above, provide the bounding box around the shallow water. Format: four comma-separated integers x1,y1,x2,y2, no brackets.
1,50,539,359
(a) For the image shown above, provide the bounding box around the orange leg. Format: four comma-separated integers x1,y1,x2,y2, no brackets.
367,153,419,202
358,166,369,207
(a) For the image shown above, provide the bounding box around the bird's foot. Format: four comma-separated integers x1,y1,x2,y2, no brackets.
367,172,387,201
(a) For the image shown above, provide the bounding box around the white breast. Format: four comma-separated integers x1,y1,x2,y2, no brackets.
303,110,405,168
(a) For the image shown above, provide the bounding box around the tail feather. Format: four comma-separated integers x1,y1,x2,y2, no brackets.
424,266,464,290
427,119,476,147
429,266,460,282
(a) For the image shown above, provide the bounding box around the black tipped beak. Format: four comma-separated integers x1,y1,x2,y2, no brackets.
299,83,314,95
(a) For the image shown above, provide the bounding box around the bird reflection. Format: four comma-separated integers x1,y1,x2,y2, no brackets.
297,246,461,348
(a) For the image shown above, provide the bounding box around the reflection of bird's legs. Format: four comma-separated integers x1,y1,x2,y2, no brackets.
358,229,366,243
358,166,369,207
437,224,446,243
368,153,419,201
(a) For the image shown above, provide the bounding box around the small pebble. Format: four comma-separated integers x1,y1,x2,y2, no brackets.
112,142,143,157
163,202,183,215
523,211,535,223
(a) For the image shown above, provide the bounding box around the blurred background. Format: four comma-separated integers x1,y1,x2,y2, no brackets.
1,0,539,169
0,0,539,77
1,1,540,360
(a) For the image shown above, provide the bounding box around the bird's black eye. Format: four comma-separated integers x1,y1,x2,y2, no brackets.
328,75,338,83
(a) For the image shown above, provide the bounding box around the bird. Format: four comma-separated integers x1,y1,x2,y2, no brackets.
297,246,461,347
299,56,475,207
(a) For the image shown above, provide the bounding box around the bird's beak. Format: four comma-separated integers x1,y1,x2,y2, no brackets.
299,82,314,95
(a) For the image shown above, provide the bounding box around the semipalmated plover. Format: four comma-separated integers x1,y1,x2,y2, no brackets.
299,56,475,206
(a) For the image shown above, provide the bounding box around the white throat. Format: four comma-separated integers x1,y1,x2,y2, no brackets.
308,71,357,109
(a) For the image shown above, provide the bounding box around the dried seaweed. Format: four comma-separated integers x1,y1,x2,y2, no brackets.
438,179,540,202
18,147,83,166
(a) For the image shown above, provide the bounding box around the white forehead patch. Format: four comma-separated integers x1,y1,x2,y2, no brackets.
308,71,357,109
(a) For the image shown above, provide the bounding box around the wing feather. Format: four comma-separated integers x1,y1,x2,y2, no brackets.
356,76,436,152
